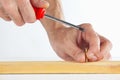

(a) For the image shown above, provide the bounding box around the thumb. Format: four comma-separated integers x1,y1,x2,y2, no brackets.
31,0,49,9
80,23,101,61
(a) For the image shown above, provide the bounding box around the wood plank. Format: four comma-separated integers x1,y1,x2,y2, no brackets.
0,61,120,74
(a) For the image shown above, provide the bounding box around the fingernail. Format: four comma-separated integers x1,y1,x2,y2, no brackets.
40,1,49,8
91,56,98,61
88,53,97,61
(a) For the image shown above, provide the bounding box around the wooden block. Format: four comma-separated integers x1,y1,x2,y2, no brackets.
0,61,120,74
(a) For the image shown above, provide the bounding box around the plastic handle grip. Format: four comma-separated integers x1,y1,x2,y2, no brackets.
33,6,46,19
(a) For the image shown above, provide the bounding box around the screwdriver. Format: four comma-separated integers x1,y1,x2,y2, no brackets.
33,7,84,31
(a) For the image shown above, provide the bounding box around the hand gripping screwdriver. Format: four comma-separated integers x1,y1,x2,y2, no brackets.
33,7,84,31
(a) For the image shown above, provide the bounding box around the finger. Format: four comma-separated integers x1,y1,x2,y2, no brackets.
80,23,101,61
0,6,11,21
57,53,74,62
103,53,111,60
1,0,24,26
99,35,112,60
65,43,86,63
100,53,111,61
17,0,36,23
87,53,111,62
31,0,49,9
77,31,88,62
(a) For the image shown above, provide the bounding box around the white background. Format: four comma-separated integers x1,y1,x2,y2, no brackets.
0,0,120,80
0,0,120,61
0,74,120,80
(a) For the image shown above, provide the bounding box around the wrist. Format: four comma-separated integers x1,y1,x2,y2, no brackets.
45,22,65,37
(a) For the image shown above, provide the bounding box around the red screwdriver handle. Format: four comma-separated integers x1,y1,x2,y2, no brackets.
33,6,46,19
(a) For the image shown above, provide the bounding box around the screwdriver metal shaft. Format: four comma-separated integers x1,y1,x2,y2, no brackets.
45,14,84,31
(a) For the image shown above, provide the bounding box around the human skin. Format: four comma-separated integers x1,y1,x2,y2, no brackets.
0,0,112,62
0,0,49,26
40,0,112,62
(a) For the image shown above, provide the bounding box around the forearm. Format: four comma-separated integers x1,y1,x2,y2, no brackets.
40,0,64,35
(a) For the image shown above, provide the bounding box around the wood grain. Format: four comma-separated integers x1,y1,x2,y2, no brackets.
0,61,120,74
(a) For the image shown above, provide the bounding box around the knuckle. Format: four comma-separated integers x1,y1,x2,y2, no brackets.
81,23,92,28
85,23,92,27
25,18,36,23
23,14,36,23
13,19,25,26
16,22,25,26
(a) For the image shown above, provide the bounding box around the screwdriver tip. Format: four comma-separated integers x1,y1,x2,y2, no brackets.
79,27,84,32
